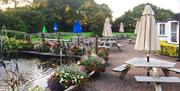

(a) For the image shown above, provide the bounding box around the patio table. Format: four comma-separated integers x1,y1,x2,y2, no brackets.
125,57,176,68
118,57,177,78
98,40,122,50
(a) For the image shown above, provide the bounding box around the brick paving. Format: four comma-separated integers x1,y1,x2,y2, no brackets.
84,39,180,91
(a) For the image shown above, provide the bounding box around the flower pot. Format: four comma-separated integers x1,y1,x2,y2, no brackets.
66,80,73,87
47,81,64,91
90,71,100,79
100,67,105,72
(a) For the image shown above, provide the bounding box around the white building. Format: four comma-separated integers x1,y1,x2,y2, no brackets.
157,20,179,44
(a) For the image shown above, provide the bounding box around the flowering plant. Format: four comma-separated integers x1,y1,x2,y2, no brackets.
80,56,105,73
69,45,84,55
48,64,88,90
97,47,109,61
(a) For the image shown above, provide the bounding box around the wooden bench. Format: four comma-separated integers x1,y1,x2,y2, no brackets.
128,39,132,44
161,68,180,77
167,68,180,74
112,64,130,79
98,45,111,49
98,42,111,49
135,76,180,91
116,43,123,50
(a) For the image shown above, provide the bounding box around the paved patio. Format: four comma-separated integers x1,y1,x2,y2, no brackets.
85,39,180,91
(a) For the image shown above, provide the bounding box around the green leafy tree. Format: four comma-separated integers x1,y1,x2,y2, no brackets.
113,3,174,32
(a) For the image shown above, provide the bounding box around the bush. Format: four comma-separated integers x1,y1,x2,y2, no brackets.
159,41,178,57
4,37,24,54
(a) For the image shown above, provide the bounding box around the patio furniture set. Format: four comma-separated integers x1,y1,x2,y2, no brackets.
98,37,123,51
112,57,180,91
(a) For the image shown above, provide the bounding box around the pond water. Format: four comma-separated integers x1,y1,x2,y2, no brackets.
0,58,53,90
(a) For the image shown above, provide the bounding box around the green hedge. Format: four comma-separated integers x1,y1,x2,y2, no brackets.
159,41,178,57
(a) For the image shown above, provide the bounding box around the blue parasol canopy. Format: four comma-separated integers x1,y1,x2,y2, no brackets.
53,22,58,32
73,20,82,33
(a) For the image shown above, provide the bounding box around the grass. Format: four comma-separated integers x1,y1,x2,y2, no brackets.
30,32,94,43
29,32,134,43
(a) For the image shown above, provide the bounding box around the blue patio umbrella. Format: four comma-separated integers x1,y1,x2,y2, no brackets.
73,20,82,45
53,22,58,32
73,20,82,33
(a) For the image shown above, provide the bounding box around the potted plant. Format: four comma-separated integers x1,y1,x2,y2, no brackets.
80,56,105,78
69,45,84,55
97,47,109,62
47,64,88,91
47,72,65,91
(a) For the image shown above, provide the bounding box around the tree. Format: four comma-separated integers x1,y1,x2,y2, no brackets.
113,3,174,32
0,0,32,8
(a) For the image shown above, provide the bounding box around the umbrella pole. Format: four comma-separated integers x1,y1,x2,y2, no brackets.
147,52,150,62
147,52,150,84
41,33,45,43
77,34,80,45
95,35,98,54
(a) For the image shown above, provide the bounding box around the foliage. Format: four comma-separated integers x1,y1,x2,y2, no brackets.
48,64,88,89
97,47,109,61
69,45,84,55
80,56,104,73
4,37,24,54
159,41,178,57
113,3,174,32
0,0,112,35
33,42,50,52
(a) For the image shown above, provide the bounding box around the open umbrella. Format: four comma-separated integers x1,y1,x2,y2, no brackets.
41,25,47,43
73,20,82,45
135,5,160,62
102,18,113,37
42,25,47,33
119,22,124,32
53,22,58,32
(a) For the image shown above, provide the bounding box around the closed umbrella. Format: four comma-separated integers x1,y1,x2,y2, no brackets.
135,5,160,62
134,19,140,34
102,18,113,37
119,22,124,32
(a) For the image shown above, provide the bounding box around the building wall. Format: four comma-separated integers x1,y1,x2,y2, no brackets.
157,20,179,45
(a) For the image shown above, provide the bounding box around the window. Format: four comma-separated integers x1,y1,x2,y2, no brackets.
159,24,165,35
171,22,178,42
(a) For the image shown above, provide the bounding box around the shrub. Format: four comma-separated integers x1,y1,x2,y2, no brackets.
4,37,24,54
159,41,178,57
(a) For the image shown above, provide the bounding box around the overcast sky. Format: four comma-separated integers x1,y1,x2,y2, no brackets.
94,0,180,20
